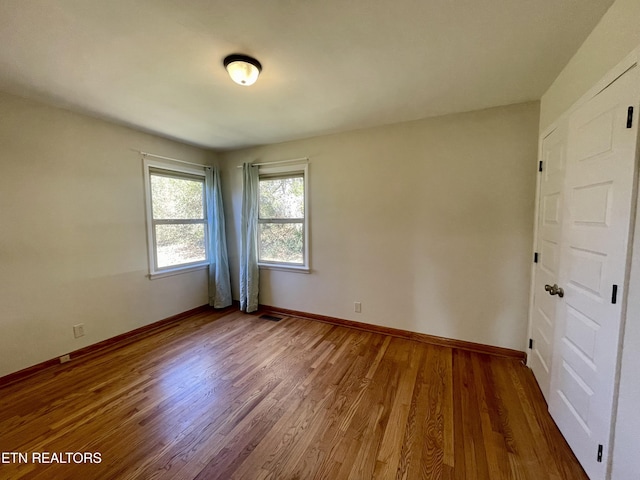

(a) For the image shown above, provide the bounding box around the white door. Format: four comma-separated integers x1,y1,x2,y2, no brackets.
548,66,639,480
529,123,567,401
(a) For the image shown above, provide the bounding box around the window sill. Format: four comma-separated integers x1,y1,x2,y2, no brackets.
258,263,310,274
148,263,208,280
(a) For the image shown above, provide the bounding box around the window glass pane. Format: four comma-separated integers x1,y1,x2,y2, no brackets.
259,176,304,219
259,223,303,264
155,224,206,268
151,174,204,220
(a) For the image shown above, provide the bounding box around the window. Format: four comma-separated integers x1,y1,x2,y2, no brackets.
143,159,208,278
258,164,309,272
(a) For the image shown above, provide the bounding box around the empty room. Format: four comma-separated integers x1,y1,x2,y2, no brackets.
1,1,639,479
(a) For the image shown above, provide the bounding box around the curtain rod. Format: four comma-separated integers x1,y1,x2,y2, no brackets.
236,157,309,169
135,150,211,169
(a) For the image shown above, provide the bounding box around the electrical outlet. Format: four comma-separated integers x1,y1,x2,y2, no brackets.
59,354,71,364
354,302,362,313
73,324,85,338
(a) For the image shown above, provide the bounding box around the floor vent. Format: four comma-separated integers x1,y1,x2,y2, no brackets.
260,314,283,322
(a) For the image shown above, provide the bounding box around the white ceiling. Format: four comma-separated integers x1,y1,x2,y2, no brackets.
0,0,614,150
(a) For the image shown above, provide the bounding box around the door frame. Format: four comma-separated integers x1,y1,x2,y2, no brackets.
526,45,640,478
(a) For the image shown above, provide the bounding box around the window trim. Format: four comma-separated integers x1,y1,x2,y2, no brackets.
257,163,310,273
143,158,209,279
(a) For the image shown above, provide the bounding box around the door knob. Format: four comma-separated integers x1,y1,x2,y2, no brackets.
545,283,564,298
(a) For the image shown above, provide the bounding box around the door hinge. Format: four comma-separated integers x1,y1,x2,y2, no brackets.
529,338,534,349
612,285,618,304
538,160,543,172
627,106,634,128
597,444,603,462
534,252,539,263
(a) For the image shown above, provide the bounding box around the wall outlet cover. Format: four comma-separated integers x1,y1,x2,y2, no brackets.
73,324,85,338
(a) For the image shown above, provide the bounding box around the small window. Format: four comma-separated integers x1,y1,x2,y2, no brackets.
258,164,309,272
144,159,208,278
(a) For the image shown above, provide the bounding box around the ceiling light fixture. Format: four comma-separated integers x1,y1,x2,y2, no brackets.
223,54,262,86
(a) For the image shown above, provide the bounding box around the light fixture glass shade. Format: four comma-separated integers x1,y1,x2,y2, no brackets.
224,55,262,86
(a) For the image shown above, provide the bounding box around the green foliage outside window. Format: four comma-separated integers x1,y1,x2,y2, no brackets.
151,173,206,268
259,176,304,264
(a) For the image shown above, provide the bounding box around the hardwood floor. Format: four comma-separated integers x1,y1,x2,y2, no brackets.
0,309,587,479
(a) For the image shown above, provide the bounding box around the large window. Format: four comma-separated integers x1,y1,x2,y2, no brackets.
258,164,309,272
144,159,208,277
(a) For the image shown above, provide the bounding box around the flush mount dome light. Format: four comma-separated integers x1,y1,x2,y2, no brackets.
223,54,262,86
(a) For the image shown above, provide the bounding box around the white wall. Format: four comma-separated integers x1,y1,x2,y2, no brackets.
540,0,640,130
539,1,640,477
221,102,539,351
612,195,640,480
0,92,214,378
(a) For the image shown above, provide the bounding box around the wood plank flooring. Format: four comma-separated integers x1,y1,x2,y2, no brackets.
0,309,588,479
